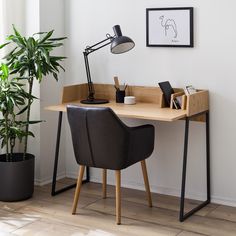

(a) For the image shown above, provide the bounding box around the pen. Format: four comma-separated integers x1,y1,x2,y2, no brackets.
120,84,127,91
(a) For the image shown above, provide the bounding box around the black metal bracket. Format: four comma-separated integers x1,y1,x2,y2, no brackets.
179,111,210,221
51,111,90,196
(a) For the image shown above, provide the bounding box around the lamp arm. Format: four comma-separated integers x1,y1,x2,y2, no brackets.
83,52,94,100
85,34,114,55
83,34,114,101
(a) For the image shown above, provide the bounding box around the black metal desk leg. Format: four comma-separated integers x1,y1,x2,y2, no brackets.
179,117,189,221
86,166,90,182
51,111,63,196
51,111,90,196
206,111,211,202
179,111,210,222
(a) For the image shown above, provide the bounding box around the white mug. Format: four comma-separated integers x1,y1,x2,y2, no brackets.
124,96,136,105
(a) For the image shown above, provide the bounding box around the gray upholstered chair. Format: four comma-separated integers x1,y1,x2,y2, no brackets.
67,105,155,224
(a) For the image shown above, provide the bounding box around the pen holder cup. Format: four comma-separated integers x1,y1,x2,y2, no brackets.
116,90,126,103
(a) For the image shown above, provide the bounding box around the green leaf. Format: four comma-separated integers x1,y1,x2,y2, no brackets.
50,43,64,47
27,37,36,52
1,64,9,78
39,47,50,64
13,24,22,38
39,43,63,48
53,72,58,81
3,47,17,59
33,32,47,36
8,31,26,48
0,42,10,49
39,30,54,44
17,105,28,115
48,37,67,41
51,62,59,72
58,64,65,72
50,56,67,61
27,131,35,137
22,120,44,124
36,64,42,82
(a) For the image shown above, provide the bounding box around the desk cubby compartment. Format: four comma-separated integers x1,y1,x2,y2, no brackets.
169,89,209,117
185,89,209,117
170,90,187,110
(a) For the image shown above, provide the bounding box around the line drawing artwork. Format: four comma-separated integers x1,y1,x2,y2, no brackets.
159,15,178,38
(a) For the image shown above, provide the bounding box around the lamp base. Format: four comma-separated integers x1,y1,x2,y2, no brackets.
80,98,109,104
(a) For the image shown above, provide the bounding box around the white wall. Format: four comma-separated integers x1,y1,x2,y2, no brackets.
24,0,41,184
23,0,66,184
62,0,236,206
0,0,25,36
38,0,66,184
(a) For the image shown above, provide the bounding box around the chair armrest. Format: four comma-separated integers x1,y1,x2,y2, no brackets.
126,124,155,167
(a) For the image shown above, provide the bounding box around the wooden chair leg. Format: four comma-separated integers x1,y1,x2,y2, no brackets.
102,169,107,199
141,160,152,207
72,165,85,214
115,170,121,225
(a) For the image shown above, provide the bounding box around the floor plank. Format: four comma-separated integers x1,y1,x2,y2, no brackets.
177,231,207,236
0,180,236,236
16,204,180,236
0,209,40,234
206,205,236,222
86,196,236,236
72,181,218,217
13,218,89,236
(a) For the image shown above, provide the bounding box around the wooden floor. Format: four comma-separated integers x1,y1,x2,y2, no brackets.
1,178,236,236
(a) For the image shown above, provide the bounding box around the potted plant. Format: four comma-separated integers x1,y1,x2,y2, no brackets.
0,63,35,201
0,26,66,201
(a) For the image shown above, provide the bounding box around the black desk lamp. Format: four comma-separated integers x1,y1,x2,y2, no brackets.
81,25,135,104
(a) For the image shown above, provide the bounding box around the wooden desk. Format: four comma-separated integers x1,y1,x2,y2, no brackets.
46,83,210,222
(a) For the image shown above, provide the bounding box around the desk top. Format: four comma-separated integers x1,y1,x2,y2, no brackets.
45,100,187,122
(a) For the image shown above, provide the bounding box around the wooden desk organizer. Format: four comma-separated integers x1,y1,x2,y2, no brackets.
61,83,209,120
169,89,209,117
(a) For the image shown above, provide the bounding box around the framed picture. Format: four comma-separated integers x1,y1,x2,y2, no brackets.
146,7,194,47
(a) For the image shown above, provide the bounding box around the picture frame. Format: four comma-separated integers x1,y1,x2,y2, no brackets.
146,7,194,47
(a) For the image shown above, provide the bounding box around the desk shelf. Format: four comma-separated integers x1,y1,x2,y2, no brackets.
57,83,209,121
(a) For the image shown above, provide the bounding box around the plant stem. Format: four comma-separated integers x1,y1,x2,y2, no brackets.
10,114,16,159
23,76,33,159
10,138,15,157
4,113,9,161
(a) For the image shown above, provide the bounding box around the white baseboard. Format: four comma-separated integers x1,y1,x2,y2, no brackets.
65,171,78,179
90,176,206,200
34,171,66,186
89,176,236,208
211,196,236,207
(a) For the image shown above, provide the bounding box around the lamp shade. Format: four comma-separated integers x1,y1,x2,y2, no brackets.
111,25,135,54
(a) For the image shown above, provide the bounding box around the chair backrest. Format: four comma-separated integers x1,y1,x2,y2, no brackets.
67,105,129,170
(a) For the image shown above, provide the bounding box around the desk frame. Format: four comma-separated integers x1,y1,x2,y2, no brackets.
50,109,210,222
179,110,210,221
51,111,90,196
